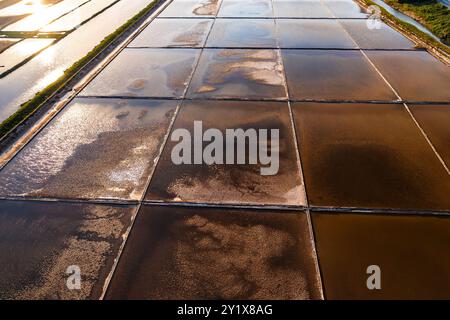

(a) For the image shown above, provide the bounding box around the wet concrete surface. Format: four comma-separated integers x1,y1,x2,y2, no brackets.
206,18,277,48
282,50,397,101
292,103,450,211
81,48,201,98
218,0,273,17
276,19,357,49
0,98,178,200
312,211,450,299
409,104,450,169
339,19,415,49
106,205,322,299
365,50,450,102
187,49,287,99
159,0,222,18
145,100,306,206
0,200,134,299
129,18,213,48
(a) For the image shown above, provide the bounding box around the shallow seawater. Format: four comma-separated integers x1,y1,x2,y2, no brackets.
0,38,55,75
292,102,450,211
276,19,356,48
206,18,277,48
218,0,273,17
4,0,88,31
0,200,134,299
0,98,179,200
187,49,287,99
129,18,213,48
282,49,397,101
159,0,222,17
0,0,153,122
145,100,306,206
312,211,450,299
41,0,118,32
81,48,201,98
106,206,322,299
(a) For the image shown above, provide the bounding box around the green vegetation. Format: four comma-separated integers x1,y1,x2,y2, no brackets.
0,0,159,140
360,0,450,55
384,0,449,45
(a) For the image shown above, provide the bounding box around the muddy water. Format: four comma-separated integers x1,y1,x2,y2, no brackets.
282,49,397,101
312,211,450,299
187,49,286,99
81,48,201,98
409,104,450,168
0,0,156,122
129,18,213,48
365,50,450,102
0,98,178,200
0,200,134,299
292,102,450,211
106,206,321,299
145,100,306,206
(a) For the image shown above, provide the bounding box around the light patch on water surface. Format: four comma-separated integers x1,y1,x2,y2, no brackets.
129,18,213,48
0,201,134,299
41,0,118,32
0,38,54,74
105,206,322,299
159,0,221,17
81,48,201,98
187,49,286,99
4,0,88,31
0,98,178,200
205,19,277,48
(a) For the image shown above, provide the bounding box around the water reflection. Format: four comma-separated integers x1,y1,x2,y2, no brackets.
0,0,52,17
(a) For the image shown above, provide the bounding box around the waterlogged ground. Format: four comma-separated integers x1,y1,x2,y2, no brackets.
0,0,450,300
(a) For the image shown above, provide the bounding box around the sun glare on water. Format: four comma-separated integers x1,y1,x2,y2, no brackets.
0,0,47,16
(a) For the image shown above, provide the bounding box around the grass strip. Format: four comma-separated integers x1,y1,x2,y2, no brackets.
0,0,159,139
360,0,450,55
384,0,449,45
